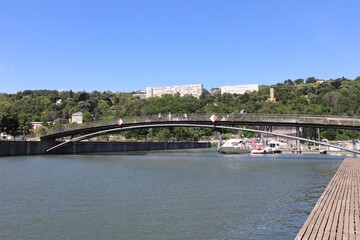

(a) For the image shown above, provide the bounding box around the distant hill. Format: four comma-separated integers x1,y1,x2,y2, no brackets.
1,76,360,140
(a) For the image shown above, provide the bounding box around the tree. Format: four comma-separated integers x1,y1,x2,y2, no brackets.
284,79,294,85
173,127,196,141
124,128,149,140
97,100,112,119
0,113,20,139
76,92,90,102
294,79,304,85
330,79,342,89
78,101,92,112
305,77,317,84
322,129,337,141
3,76,360,141
82,112,93,123
155,128,173,141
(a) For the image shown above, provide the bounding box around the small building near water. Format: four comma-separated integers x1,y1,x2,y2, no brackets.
71,112,83,124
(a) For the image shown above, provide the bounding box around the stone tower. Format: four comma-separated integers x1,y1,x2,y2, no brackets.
267,87,276,102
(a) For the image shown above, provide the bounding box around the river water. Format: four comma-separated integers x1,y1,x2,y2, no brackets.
0,149,345,240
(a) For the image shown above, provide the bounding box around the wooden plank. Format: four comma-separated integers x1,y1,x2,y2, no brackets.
321,161,349,239
321,164,348,239
297,170,343,239
322,164,348,239
295,158,360,240
349,167,356,237
324,172,347,239
335,161,353,239
299,161,346,239
329,166,349,240
355,169,360,237
338,174,350,235
315,174,346,239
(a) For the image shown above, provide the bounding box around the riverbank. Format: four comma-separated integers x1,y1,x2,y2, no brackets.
0,141,211,156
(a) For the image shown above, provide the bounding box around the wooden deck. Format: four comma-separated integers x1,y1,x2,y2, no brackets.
296,158,360,240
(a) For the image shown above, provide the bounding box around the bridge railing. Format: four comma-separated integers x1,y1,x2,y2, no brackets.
40,113,360,137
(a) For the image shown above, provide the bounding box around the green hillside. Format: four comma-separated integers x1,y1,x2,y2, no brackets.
1,76,360,141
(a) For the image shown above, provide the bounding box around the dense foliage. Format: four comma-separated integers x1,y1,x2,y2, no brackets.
1,76,360,140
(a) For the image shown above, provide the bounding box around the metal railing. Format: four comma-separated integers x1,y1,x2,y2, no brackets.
40,113,360,137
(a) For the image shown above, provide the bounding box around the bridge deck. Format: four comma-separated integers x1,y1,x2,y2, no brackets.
296,158,360,240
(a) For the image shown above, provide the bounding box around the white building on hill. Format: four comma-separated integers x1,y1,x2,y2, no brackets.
220,84,259,94
146,84,203,98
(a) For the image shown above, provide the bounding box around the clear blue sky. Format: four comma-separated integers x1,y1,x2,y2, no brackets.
1,0,359,93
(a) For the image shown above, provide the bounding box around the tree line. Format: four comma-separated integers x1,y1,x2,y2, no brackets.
1,76,360,141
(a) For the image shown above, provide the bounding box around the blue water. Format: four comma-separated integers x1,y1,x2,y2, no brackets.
0,150,344,239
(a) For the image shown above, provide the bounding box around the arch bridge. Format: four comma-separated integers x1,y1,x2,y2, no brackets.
40,114,360,154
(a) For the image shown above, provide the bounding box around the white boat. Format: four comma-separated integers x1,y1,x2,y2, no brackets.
268,140,283,154
251,148,269,154
250,140,283,154
319,149,327,154
218,139,251,154
251,145,274,154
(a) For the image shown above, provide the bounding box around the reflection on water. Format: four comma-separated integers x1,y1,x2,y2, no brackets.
0,150,343,239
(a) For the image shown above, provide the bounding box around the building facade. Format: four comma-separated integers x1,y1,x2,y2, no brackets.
220,84,259,94
146,84,203,98
71,112,83,124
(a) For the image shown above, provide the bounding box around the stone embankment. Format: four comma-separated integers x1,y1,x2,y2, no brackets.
0,141,211,156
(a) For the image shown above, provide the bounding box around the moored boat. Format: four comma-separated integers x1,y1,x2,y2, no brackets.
251,145,274,154
251,140,283,154
319,149,327,154
218,139,251,154
268,140,283,154
251,148,269,154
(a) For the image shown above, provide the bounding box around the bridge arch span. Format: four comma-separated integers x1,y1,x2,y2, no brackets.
45,123,360,155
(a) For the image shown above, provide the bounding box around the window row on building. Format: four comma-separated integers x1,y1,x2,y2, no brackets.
142,83,259,99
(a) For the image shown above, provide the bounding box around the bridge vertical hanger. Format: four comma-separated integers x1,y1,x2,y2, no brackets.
308,127,317,141
264,125,272,145
296,127,302,154
265,125,272,132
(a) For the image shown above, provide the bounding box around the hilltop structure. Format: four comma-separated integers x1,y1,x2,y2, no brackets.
267,87,276,102
220,84,259,94
146,84,203,98
145,83,260,98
